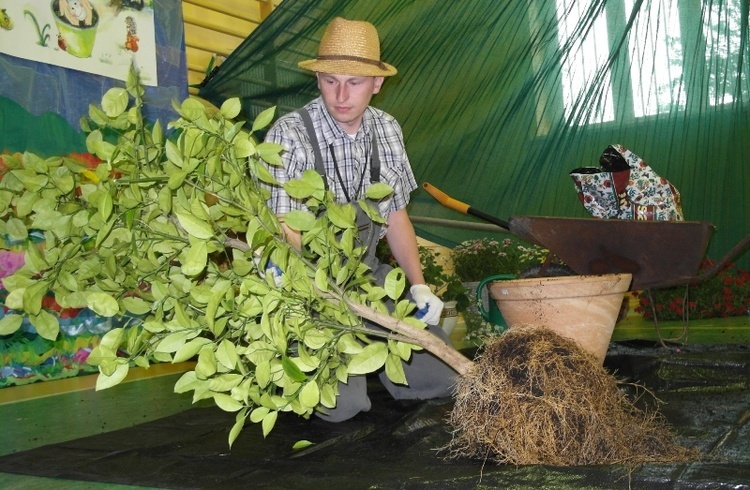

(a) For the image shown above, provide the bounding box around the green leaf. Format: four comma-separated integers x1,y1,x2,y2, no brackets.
347,342,388,375
180,98,206,122
29,310,60,341
326,202,356,229
175,211,214,239
121,296,152,315
87,292,120,317
152,120,164,145
102,88,129,118
255,360,271,388
216,339,239,370
158,186,172,213
364,182,393,200
10,170,47,192
165,140,184,168
96,362,129,390
213,393,244,412
99,327,125,351
284,169,325,199
208,373,244,393
23,282,48,316
173,338,212,363
6,217,29,242
251,106,276,132
298,381,320,409
196,346,217,378
0,314,23,335
388,339,414,362
220,98,242,119
24,241,47,274
314,267,329,293
100,191,113,221
248,158,279,185
228,408,248,448
292,440,315,450
282,210,316,232
384,268,406,301
261,410,278,437
168,170,188,190
250,406,269,423
181,241,208,277
281,356,307,382
384,353,408,385
174,371,199,393
234,137,256,159
337,334,364,354
257,143,284,166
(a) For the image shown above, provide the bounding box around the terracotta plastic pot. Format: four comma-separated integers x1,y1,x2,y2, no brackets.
487,273,632,364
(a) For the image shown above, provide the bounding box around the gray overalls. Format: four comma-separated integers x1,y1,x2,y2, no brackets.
296,108,456,422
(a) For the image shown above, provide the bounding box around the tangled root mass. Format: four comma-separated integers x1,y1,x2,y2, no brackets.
446,327,698,466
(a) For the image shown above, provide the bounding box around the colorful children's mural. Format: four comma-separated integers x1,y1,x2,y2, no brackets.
0,0,157,85
0,152,142,387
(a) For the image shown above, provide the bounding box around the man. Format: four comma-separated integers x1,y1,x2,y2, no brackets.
263,17,456,422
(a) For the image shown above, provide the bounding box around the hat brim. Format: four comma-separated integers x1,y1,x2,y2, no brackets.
298,59,397,77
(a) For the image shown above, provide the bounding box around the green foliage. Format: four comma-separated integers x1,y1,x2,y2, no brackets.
633,260,750,320
0,69,430,446
418,247,469,312
375,241,469,312
451,237,548,282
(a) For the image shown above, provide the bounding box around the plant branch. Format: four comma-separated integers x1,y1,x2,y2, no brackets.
224,235,474,376
344,298,474,376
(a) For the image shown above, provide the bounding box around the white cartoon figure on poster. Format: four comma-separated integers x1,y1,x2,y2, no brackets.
59,0,94,27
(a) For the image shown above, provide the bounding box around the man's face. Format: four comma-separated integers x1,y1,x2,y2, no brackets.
317,73,384,133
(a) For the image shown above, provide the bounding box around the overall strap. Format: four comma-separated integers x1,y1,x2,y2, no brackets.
296,108,382,189
296,108,328,189
370,132,381,184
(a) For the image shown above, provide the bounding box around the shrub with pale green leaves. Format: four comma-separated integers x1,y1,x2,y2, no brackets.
0,69,463,446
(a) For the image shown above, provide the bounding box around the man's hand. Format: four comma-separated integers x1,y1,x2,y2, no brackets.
410,284,444,325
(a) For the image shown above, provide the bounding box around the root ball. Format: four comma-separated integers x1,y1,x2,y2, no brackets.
447,326,697,466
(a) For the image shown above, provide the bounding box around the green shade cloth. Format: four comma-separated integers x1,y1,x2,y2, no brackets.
199,0,749,269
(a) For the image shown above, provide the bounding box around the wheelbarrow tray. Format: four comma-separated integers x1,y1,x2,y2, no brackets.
507,216,714,291
421,182,749,291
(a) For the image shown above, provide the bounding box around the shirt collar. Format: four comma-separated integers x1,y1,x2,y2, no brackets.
312,97,373,144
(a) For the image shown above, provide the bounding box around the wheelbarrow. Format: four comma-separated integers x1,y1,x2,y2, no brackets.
423,182,750,292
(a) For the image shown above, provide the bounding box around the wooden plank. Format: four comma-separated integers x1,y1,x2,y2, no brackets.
182,3,258,39
186,46,222,73
182,0,263,23
184,23,246,57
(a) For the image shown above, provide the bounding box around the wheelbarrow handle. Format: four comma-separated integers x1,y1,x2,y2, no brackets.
422,182,510,230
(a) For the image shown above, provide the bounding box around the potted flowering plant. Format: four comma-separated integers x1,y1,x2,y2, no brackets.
451,236,548,282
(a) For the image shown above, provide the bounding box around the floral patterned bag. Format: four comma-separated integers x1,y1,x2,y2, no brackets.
570,144,684,221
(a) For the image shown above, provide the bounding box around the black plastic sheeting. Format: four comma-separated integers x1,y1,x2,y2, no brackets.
1,342,750,489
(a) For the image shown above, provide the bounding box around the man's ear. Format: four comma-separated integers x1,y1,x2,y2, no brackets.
373,76,385,94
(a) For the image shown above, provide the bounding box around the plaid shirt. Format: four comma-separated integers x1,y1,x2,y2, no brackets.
263,97,417,223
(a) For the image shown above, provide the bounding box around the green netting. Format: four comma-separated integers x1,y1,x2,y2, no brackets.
198,0,749,268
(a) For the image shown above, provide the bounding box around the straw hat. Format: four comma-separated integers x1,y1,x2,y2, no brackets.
298,17,397,77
